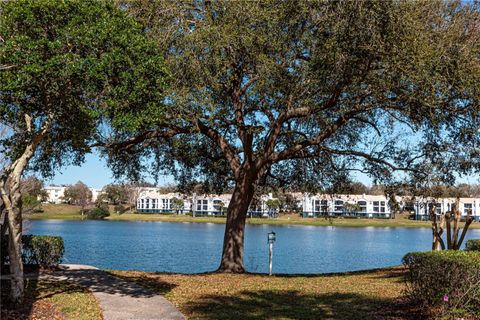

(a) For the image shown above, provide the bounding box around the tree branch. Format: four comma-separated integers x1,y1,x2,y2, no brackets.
194,119,241,177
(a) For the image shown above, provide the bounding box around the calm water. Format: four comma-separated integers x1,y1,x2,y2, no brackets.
26,220,480,274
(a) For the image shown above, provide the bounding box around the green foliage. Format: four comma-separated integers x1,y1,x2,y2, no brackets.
171,197,185,212
113,204,126,214
108,0,480,194
21,235,65,267
0,0,168,177
403,251,480,317
86,206,110,220
63,181,92,213
21,194,41,210
465,239,480,252
19,176,46,212
103,184,128,205
265,199,281,210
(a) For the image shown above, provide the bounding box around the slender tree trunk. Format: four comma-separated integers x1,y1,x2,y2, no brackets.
446,212,452,249
217,172,256,273
456,215,474,250
6,191,23,305
0,114,50,304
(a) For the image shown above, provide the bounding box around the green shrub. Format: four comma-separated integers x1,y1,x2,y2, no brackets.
86,206,110,219
465,239,480,251
403,251,480,317
114,204,126,214
22,235,64,267
2,235,65,268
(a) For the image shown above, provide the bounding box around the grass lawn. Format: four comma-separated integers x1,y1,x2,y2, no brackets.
107,212,440,228
0,279,102,320
28,204,88,220
110,267,420,320
28,204,480,229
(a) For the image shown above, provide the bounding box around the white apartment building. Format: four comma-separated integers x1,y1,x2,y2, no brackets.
136,191,280,216
43,186,103,204
302,194,396,218
413,197,480,221
43,186,66,204
136,189,192,214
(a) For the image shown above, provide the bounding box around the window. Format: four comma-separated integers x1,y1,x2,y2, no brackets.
357,201,367,212
427,203,442,215
373,201,386,213
464,203,473,215
321,200,328,213
151,199,157,209
197,200,208,211
145,198,150,209
162,199,171,210
334,200,344,212
313,200,328,213
213,200,223,212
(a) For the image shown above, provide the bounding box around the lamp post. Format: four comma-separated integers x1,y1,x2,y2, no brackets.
267,231,276,276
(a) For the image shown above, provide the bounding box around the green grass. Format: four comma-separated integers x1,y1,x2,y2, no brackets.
28,204,87,220
110,267,419,320
27,204,480,229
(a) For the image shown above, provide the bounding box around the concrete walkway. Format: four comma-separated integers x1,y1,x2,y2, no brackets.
6,264,185,320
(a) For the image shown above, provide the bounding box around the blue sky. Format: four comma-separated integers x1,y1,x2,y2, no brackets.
47,151,479,189
46,151,173,188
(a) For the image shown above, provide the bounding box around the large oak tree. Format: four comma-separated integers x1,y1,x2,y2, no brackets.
103,0,480,273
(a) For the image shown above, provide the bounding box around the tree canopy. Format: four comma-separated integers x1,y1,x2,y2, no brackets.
0,0,168,302
101,0,480,272
107,0,480,191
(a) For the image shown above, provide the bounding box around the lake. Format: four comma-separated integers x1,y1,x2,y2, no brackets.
26,220,480,274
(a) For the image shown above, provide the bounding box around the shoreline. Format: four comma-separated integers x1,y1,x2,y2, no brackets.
26,213,469,228
26,213,480,229
25,204,480,229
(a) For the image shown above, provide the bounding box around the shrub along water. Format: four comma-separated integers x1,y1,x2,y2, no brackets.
87,205,110,220
114,204,127,215
403,251,480,318
465,239,480,251
22,235,64,268
1,235,64,269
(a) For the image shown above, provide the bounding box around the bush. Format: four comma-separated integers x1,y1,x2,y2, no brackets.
113,204,126,214
2,235,64,268
465,239,480,251
22,235,64,268
403,251,480,317
86,206,110,219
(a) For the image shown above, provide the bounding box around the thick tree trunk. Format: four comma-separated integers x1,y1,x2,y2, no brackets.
217,173,256,273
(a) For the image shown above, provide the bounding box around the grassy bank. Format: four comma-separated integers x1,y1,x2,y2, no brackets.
0,279,102,320
110,267,419,320
28,203,480,229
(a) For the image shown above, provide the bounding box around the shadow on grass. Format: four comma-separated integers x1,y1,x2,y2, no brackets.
0,275,85,319
42,270,175,298
182,290,424,320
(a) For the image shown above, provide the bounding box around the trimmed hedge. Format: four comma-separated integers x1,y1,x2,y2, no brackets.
465,239,480,251
1,235,64,268
403,251,480,317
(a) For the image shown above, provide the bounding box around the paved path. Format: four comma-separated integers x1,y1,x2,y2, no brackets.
4,264,185,320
